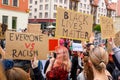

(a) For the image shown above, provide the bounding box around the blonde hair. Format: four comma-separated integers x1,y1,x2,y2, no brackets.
89,47,108,72
5,67,31,80
54,46,71,72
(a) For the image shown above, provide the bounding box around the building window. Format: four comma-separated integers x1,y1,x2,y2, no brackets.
2,16,8,25
80,3,82,8
83,11,85,13
64,0,67,4
45,12,48,18
34,16,37,19
87,11,89,14
80,10,82,12
30,0,32,4
99,8,100,12
59,0,62,3
53,13,56,18
45,4,48,10
102,2,104,7
87,5,89,9
54,5,57,10
84,4,86,9
29,6,32,10
39,13,42,18
54,0,58,3
2,0,9,5
29,13,32,16
34,8,37,12
104,9,106,13
35,1,37,4
40,0,43,2
39,5,43,10
12,17,17,29
13,0,19,7
45,0,49,2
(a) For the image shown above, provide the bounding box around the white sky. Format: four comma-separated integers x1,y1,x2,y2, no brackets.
112,0,117,2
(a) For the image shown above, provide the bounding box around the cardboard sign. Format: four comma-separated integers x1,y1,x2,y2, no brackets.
114,31,120,47
27,24,42,34
5,31,48,60
72,43,83,51
107,31,120,53
0,23,8,39
49,39,58,51
55,7,93,41
100,16,115,39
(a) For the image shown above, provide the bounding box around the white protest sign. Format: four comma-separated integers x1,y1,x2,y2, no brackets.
72,43,83,51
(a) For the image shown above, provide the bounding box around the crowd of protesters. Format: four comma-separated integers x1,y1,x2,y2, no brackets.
0,29,120,80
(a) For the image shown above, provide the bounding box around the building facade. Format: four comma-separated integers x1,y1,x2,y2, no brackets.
28,0,117,28
0,0,29,30
28,0,70,28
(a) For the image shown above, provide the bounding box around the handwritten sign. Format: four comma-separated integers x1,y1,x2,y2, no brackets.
55,7,93,41
5,31,48,60
114,31,120,47
100,16,115,39
0,23,8,39
72,43,83,51
27,24,42,34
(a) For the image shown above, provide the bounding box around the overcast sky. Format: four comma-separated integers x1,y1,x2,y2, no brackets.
112,0,117,2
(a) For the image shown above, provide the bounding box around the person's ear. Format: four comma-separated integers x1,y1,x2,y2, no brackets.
88,59,92,66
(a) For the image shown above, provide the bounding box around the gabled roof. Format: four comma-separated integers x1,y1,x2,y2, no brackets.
92,0,99,6
107,2,117,10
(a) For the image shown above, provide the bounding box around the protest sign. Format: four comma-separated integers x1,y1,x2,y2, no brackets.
0,23,7,39
107,31,120,53
27,24,42,34
5,31,48,60
49,38,58,51
55,7,93,41
114,31,120,47
72,43,83,51
100,16,115,39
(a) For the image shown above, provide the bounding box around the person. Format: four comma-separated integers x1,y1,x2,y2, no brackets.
89,46,112,80
78,33,112,80
45,46,71,80
108,38,120,70
0,59,31,80
31,56,45,80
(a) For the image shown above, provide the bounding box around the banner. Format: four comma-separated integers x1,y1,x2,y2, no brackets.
72,43,83,51
100,16,115,39
55,7,93,41
5,31,48,60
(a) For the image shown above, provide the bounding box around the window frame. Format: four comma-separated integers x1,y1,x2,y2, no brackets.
2,0,9,5
12,0,19,7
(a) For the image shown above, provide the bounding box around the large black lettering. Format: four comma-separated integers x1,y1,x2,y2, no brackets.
10,33,14,41
12,49,18,58
83,15,88,25
64,11,69,19
63,28,68,36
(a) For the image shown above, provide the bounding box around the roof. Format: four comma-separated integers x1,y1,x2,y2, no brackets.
107,2,117,10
